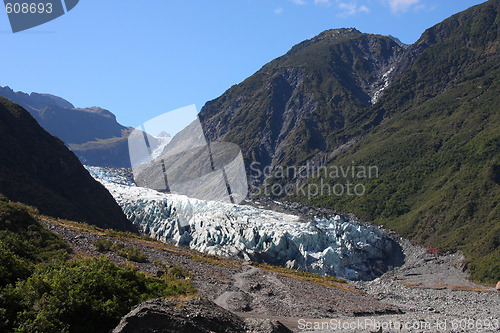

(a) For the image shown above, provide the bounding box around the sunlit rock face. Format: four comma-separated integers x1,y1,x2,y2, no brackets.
88,166,397,280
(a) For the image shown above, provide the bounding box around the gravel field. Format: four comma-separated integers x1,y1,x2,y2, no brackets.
300,233,500,333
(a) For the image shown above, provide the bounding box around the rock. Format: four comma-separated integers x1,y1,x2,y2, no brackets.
250,283,262,291
496,281,500,291
112,297,245,333
245,318,292,333
112,297,291,333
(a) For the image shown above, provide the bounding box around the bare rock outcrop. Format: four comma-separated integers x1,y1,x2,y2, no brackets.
112,297,291,333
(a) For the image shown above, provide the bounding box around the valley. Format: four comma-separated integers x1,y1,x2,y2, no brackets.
40,185,499,332
0,1,498,332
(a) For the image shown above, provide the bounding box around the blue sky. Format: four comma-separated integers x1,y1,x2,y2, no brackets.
0,0,485,127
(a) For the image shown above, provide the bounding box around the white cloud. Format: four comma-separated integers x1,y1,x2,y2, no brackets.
314,0,331,5
385,0,421,14
290,0,307,5
359,5,370,13
336,1,370,16
274,7,284,14
338,2,357,15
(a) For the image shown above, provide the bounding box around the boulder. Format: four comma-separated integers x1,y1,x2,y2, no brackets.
112,297,292,333
245,318,292,333
496,281,500,291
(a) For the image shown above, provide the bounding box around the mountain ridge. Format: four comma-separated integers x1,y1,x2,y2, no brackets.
0,97,137,232
199,28,409,184
0,86,133,168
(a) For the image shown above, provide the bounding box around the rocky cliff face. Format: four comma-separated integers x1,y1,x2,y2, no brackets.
0,97,136,232
198,29,410,186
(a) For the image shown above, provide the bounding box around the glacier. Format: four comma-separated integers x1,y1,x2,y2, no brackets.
87,166,397,280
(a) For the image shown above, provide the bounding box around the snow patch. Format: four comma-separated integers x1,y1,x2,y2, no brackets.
371,66,395,104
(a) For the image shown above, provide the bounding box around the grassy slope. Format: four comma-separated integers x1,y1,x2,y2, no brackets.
305,0,500,283
307,62,499,283
0,196,70,288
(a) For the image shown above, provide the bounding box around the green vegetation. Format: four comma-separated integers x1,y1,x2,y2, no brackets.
305,64,500,283
0,257,194,333
153,260,194,280
0,196,196,333
94,239,148,263
300,1,500,284
200,28,403,170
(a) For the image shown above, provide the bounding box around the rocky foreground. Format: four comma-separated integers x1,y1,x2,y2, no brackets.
42,218,499,332
112,298,291,333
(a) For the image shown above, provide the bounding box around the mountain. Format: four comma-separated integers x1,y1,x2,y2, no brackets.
199,28,408,185
305,0,500,283
0,86,133,168
197,0,499,283
0,86,74,112
66,134,134,169
0,97,137,232
37,105,128,145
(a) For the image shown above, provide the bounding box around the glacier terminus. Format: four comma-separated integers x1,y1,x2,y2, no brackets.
88,166,401,281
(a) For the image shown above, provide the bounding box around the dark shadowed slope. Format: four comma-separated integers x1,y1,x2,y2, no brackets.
0,97,136,232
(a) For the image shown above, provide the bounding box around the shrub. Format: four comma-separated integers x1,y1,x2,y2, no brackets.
0,256,196,333
93,239,113,252
167,265,191,279
94,239,148,263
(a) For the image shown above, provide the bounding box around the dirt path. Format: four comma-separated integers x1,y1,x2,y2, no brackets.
215,262,258,309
